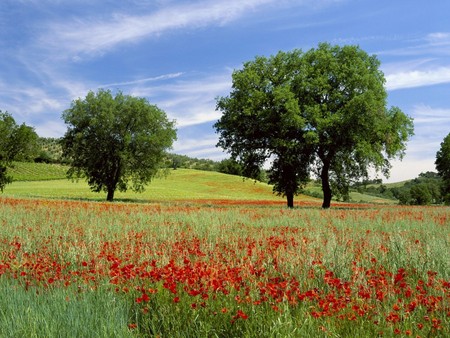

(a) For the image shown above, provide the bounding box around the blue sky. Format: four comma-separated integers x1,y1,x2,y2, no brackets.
1,0,450,183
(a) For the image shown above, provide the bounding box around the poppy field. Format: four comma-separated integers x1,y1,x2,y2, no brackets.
0,197,449,337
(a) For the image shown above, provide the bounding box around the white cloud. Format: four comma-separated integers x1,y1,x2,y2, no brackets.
127,71,232,127
380,105,450,182
34,120,66,138
425,32,450,47
380,32,450,91
408,105,450,153
39,0,278,59
173,135,219,152
383,157,436,183
412,105,450,125
0,81,64,118
102,72,184,88
385,66,450,90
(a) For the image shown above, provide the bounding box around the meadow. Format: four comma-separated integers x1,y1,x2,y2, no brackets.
0,168,449,337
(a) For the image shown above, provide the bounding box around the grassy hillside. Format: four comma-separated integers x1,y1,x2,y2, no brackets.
303,181,397,205
5,164,295,203
9,161,67,181
5,162,397,204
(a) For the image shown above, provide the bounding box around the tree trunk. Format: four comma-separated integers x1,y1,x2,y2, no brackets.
286,191,294,208
106,159,121,202
320,160,332,209
106,188,115,202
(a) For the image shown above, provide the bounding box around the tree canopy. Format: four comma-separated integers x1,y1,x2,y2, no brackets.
61,89,177,201
0,110,39,191
435,132,450,204
215,43,414,208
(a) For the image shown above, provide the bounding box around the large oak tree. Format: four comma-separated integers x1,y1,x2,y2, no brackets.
61,89,176,201
215,43,414,208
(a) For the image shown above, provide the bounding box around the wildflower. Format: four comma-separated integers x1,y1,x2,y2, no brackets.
232,309,250,323
136,292,149,303
385,312,400,323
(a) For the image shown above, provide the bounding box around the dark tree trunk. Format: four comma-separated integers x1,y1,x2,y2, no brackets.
320,160,332,209
106,188,115,202
286,191,294,208
106,159,121,202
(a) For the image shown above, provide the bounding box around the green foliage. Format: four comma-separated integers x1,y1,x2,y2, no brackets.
215,43,414,208
217,158,243,176
217,158,267,182
354,172,444,205
435,132,450,204
215,50,313,208
61,89,177,201
36,137,64,163
390,172,443,205
0,110,39,191
164,153,219,171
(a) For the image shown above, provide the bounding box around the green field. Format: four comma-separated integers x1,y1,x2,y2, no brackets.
6,165,293,203
0,197,448,337
6,162,395,204
0,162,449,337
9,161,68,181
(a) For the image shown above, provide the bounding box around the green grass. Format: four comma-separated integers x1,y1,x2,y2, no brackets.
0,198,448,337
5,168,292,203
9,161,68,181
6,162,398,204
0,280,132,338
304,181,397,205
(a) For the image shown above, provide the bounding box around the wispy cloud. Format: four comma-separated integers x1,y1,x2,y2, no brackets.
173,135,226,160
403,105,450,162
425,32,450,49
381,104,450,182
385,66,450,90
380,31,450,90
411,105,450,132
102,72,184,88
0,80,63,117
39,0,278,59
128,71,232,127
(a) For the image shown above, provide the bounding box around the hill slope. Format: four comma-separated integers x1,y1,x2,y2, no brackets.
9,162,68,181
5,164,295,203
5,162,396,204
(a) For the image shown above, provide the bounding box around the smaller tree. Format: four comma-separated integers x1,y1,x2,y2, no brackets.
435,132,450,204
410,184,432,205
0,110,39,191
217,158,243,176
61,90,177,201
